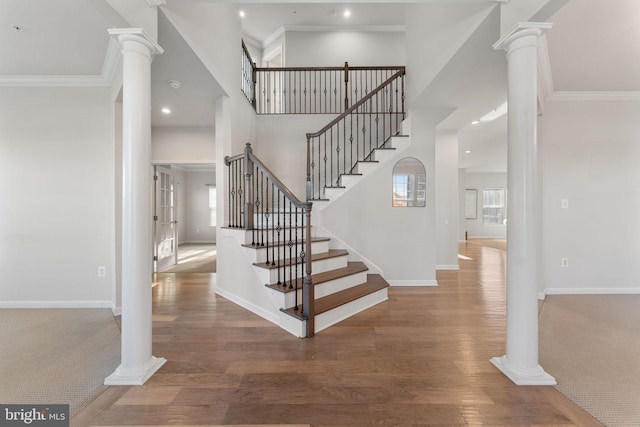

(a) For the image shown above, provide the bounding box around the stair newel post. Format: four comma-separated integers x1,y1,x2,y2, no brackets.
401,70,406,121
302,203,315,337
306,134,312,200
244,143,254,231
344,61,349,111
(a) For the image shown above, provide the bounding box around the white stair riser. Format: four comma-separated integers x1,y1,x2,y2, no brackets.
339,175,362,187
387,136,410,150
354,162,378,174
314,271,368,299
272,270,369,309
235,228,323,245
324,187,344,200
246,240,329,263
278,311,306,338
314,288,388,333
255,254,349,284
253,212,306,227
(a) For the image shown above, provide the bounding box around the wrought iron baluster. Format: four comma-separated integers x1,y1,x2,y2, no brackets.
271,181,275,266
260,169,264,246
288,202,294,291
300,207,305,313
277,189,282,284
253,165,258,245
294,206,299,311
264,176,270,264
323,133,327,191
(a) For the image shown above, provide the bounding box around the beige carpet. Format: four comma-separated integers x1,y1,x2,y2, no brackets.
0,308,120,416
540,295,640,427
160,243,216,273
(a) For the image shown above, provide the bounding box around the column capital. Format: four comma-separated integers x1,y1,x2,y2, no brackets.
108,28,164,56
493,22,553,51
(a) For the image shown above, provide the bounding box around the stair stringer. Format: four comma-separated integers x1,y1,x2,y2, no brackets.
310,117,411,212
311,225,384,277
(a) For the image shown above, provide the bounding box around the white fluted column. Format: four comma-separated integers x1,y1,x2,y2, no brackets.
105,29,166,385
490,23,555,386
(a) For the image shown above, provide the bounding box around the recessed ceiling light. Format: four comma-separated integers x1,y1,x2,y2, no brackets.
465,150,472,154
239,10,245,18
161,107,171,114
167,80,182,90
10,25,24,32
344,10,351,18
471,120,480,125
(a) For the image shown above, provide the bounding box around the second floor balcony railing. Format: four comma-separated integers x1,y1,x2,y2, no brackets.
241,44,404,115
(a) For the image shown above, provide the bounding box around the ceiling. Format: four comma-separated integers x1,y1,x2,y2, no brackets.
1,0,638,172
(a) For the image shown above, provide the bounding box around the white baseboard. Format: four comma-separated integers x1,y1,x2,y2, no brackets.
537,292,546,301
543,287,640,296
388,280,438,287
214,286,279,325
0,300,114,309
111,306,122,316
466,236,506,240
436,265,459,271
180,240,216,245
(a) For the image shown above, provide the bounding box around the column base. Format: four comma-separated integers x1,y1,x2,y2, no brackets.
490,355,556,386
104,356,167,385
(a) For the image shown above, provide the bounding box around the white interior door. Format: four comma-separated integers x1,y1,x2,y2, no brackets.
154,166,178,271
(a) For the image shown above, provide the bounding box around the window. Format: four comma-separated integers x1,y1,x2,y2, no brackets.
482,188,505,225
208,185,217,227
392,157,426,207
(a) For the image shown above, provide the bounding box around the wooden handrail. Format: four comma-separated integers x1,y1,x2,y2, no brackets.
255,65,405,72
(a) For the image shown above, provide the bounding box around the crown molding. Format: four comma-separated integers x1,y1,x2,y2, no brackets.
0,75,110,87
548,91,640,101
284,24,405,34
242,33,262,52
263,26,286,49
537,34,554,101
101,37,122,85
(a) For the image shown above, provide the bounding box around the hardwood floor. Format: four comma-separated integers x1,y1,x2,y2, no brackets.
73,240,603,426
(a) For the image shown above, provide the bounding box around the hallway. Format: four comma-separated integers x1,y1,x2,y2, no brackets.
73,241,601,426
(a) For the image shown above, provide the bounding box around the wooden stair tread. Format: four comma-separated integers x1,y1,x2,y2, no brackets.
243,236,329,250
265,261,369,293
253,249,348,270
280,274,389,321
315,274,389,315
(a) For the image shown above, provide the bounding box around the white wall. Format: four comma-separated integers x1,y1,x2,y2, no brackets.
435,131,459,269
0,87,115,307
152,126,215,164
405,3,495,106
285,31,405,67
182,170,216,244
255,114,337,199
460,171,507,239
542,100,640,294
319,108,436,284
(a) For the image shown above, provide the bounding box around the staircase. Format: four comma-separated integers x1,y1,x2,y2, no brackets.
222,59,409,338
231,227,389,337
